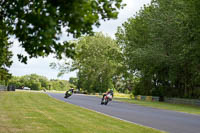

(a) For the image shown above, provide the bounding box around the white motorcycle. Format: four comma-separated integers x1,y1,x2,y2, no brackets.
101,93,113,105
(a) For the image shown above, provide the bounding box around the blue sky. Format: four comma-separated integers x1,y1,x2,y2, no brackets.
9,0,151,80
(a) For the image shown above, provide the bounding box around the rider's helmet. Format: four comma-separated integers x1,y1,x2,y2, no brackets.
109,88,113,93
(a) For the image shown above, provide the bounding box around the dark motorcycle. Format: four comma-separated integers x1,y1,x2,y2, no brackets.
64,90,73,98
101,93,113,105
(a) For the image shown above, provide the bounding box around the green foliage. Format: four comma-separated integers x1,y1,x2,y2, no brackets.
0,25,13,84
68,33,122,93
0,0,125,63
116,0,200,98
69,77,78,87
8,74,72,91
0,28,13,68
50,79,71,91
29,80,41,90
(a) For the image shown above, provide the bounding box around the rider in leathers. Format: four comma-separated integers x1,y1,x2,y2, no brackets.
102,89,114,101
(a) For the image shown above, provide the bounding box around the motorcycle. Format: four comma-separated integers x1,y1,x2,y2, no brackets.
101,93,113,105
64,90,73,98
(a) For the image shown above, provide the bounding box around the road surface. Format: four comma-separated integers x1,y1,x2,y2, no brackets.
47,93,200,133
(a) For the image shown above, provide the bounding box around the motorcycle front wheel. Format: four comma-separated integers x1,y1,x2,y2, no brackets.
104,99,109,105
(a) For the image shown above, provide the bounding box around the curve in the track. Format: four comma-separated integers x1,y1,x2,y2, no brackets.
47,93,200,133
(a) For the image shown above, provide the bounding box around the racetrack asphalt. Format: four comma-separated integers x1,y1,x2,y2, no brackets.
47,93,200,133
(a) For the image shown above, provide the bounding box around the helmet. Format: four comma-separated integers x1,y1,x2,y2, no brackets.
109,88,113,92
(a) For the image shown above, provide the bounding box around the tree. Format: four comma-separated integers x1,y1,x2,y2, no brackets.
50,79,71,91
0,0,125,63
116,0,200,98
8,76,22,88
0,24,13,85
69,77,78,87
54,33,122,92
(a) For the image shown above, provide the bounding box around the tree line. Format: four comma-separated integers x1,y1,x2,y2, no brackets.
8,74,74,91
116,0,200,98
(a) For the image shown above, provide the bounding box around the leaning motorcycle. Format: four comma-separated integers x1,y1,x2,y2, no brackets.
101,93,113,105
64,90,72,98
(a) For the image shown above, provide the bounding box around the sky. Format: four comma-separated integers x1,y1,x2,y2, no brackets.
9,0,151,80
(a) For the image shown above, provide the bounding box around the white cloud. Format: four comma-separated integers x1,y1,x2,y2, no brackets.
94,0,151,38
9,0,151,80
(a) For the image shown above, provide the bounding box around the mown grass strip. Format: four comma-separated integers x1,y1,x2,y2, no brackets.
114,98,200,115
0,92,164,133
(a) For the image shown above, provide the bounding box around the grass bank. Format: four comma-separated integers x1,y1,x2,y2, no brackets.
0,92,164,133
16,89,66,93
114,98,200,115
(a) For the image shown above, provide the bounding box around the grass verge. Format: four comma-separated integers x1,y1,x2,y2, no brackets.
114,98,200,115
0,92,164,133
15,89,66,93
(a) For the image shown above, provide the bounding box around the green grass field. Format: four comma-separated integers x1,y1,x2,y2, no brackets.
114,98,200,115
0,92,164,133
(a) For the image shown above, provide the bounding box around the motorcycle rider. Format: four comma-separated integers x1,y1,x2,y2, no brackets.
65,88,74,98
102,89,114,101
